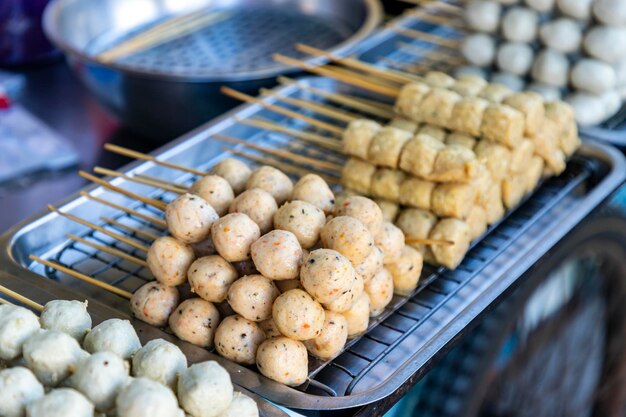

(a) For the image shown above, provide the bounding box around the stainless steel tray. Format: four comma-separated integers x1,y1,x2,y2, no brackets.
0,76,624,411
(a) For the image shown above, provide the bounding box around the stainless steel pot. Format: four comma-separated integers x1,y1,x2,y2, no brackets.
43,0,382,139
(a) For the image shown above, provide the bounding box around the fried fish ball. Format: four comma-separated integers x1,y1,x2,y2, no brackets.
509,139,536,174
166,193,218,244
557,0,593,19
40,300,91,342
211,213,260,262
483,180,505,225
118,378,182,417
227,275,280,322
251,230,303,280
394,82,431,121
474,141,511,181
256,337,308,386
446,133,477,150
534,119,566,174
431,182,476,219
461,33,496,67
370,169,406,202
291,174,336,215
220,392,259,417
341,158,376,194
190,175,234,216
540,18,582,54
274,201,326,249
215,315,266,365
496,42,534,76
387,246,423,296
375,199,400,223
69,351,128,411
132,339,187,388
0,367,44,417
368,127,412,168
131,282,180,327
480,104,525,147
424,71,456,88
304,311,348,360
502,174,527,209
479,83,513,103
211,158,252,195
525,156,545,193
418,125,447,141
450,97,489,137
429,145,481,183
593,0,626,26
83,319,141,360
342,119,382,159
187,255,238,303
272,289,325,340
0,304,40,361
334,195,384,236
502,7,538,42
503,92,546,137
375,222,405,264
355,246,384,283
246,166,293,206
571,59,617,94
398,177,435,210
364,268,394,317
343,293,370,339
169,298,220,348
532,49,569,87
259,318,282,339
229,188,278,234
323,273,364,313
147,236,195,287
27,388,94,417
399,134,445,178
321,216,374,265
396,208,438,255
300,249,356,304
465,0,501,32
430,219,472,269
466,205,488,240
419,88,462,127
389,117,420,133
23,330,88,386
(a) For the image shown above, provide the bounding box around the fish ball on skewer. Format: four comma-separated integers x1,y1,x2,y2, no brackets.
229,188,278,234
187,255,238,303
321,216,374,265
465,0,501,33
147,236,195,287
532,49,569,87
343,292,370,338
430,219,472,269
342,119,382,160
333,196,384,236
557,0,593,20
169,298,220,348
274,201,326,249
571,59,616,94
540,18,582,54
396,208,438,256
84,319,141,360
40,300,91,342
584,26,626,64
565,92,607,126
69,351,128,411
290,174,335,215
601,91,622,120
23,330,88,386
376,199,400,223
0,305,41,361
27,388,94,417
496,42,534,75
374,222,404,264
191,175,235,216
132,339,187,388
227,275,280,322
220,392,259,417
368,127,412,169
251,230,303,280
215,315,266,365
461,33,496,67
272,289,325,340
117,377,182,417
323,273,364,313
387,246,423,296
341,158,376,195
166,193,218,244
364,268,394,317
593,0,626,26
300,249,356,304
131,282,180,327
502,7,538,42
0,367,44,417
211,213,260,262
246,166,293,206
355,246,384,283
256,337,308,386
211,158,252,195
304,311,348,360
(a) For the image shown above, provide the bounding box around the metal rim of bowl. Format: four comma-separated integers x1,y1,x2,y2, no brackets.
42,0,383,83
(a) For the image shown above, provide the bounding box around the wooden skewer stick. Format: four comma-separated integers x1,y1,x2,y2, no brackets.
0,283,44,311
79,192,167,229
213,134,344,172
322,64,406,89
273,54,402,98
94,167,188,194
48,205,150,253
295,44,421,85
401,0,463,10
405,10,467,30
101,217,160,241
406,238,455,246
397,42,464,64
221,87,344,136
104,144,207,177
259,88,360,123
381,57,447,75
29,255,133,300
237,118,342,152
135,174,191,191
225,147,340,185
0,298,13,305
388,26,461,49
67,234,148,267
79,171,168,211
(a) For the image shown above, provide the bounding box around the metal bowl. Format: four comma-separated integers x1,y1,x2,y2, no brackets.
43,0,382,139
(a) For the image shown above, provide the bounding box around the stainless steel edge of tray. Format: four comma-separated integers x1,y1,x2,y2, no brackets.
0,75,625,411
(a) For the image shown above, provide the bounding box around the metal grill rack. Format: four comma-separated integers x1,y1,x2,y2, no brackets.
1,77,624,411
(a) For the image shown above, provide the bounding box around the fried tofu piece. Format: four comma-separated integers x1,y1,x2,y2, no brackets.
419,88,462,127
450,97,489,136
375,199,401,223
431,182,477,219
483,180,505,225
525,156,545,193
430,219,472,269
509,138,536,174
368,127,413,168
533,118,566,175
398,177,435,210
474,140,512,181
389,117,420,133
479,83,514,103
341,158,376,194
450,79,485,97
545,101,580,157
399,134,445,178
429,145,481,182
502,174,527,209
480,104,525,147
466,205,488,241
503,92,545,137
395,82,431,122
456,74,488,89
370,168,406,201
342,119,382,160
417,125,448,141
446,133,477,150
424,71,456,88
396,208,438,256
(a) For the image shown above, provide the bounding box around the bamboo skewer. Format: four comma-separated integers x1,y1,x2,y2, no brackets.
0,298,13,306
79,171,168,211
406,238,455,246
94,167,188,195
0,284,44,311
273,54,402,98
405,10,467,30
389,26,461,49
324,65,405,89
68,234,148,267
221,87,344,136
259,88,360,123
135,174,191,191
213,134,344,172
30,256,133,300
397,42,463,63
80,192,167,229
104,144,207,177
48,205,150,253
237,118,342,152
102,217,160,241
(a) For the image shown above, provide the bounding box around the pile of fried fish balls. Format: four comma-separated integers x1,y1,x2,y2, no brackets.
0,300,258,417
460,0,626,125
138,158,421,386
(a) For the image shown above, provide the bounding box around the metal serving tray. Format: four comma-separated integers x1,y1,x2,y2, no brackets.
0,76,624,412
